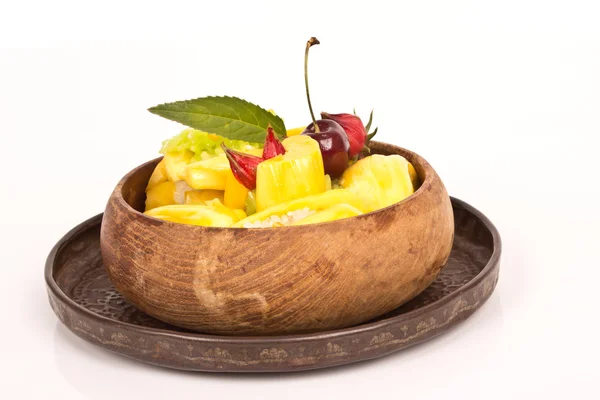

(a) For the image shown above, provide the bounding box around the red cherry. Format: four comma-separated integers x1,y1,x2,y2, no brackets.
302,120,349,178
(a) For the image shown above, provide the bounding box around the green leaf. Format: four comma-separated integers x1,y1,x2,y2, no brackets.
148,96,287,143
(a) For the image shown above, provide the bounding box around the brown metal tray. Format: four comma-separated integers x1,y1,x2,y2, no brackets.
45,197,500,372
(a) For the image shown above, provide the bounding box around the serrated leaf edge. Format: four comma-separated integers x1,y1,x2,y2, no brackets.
148,95,287,140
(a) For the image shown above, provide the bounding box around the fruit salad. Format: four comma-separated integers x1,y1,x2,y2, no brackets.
143,37,419,228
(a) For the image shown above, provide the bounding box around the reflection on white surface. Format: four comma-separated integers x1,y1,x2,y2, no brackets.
52,294,504,399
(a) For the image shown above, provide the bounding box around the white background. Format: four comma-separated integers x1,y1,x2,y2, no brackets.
1,0,599,398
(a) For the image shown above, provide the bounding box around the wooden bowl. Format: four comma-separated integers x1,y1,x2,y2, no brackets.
100,142,454,335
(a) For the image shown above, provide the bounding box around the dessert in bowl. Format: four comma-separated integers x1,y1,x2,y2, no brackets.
99,37,454,335
101,142,453,335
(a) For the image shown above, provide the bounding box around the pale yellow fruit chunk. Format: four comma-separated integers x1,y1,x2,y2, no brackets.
408,162,420,189
147,160,169,190
324,174,332,191
184,154,230,190
256,135,325,212
235,189,368,227
290,204,363,226
145,199,244,228
286,127,305,137
224,169,249,210
145,181,176,211
163,151,194,182
341,154,415,212
185,190,224,205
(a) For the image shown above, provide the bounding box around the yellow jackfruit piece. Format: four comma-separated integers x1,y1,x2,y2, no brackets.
145,181,176,211
184,155,230,190
145,199,244,228
324,174,332,191
224,169,249,210
235,189,368,227
290,204,363,226
341,154,415,212
185,190,224,205
256,135,325,212
147,160,169,190
286,127,305,137
407,162,420,189
163,151,193,182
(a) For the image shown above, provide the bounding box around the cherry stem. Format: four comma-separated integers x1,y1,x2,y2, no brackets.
304,37,320,133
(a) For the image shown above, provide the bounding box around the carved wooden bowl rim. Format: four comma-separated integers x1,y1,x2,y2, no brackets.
45,197,501,345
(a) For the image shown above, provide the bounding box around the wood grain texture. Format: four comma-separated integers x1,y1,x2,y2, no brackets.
99,142,454,335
